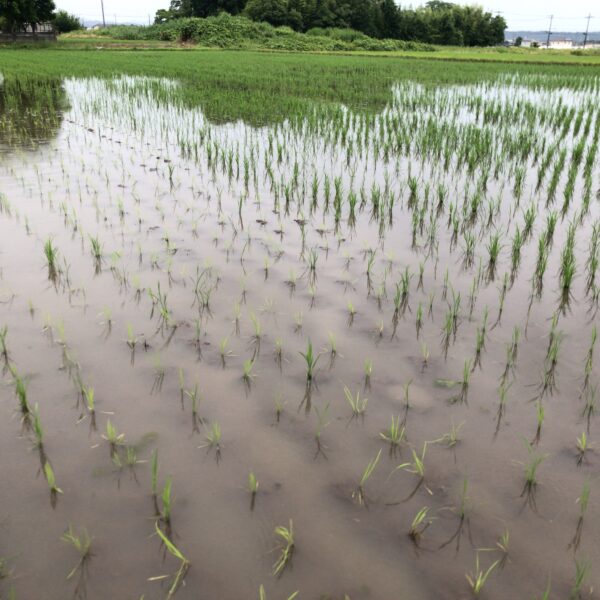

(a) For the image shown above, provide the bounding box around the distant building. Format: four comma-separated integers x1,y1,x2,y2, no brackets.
542,38,574,50
0,22,56,41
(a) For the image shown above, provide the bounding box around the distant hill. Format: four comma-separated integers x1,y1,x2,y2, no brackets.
507,31,600,44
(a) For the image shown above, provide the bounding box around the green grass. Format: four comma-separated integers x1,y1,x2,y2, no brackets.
1,48,599,126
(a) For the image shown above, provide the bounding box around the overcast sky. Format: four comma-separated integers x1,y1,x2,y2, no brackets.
55,0,598,32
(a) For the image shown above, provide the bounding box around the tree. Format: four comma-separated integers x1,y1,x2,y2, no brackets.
244,0,288,27
53,9,82,33
0,0,56,33
515,35,522,47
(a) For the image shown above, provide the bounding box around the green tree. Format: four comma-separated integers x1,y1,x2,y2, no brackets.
53,9,82,33
244,0,288,26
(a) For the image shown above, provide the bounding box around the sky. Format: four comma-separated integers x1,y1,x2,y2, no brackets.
55,0,598,32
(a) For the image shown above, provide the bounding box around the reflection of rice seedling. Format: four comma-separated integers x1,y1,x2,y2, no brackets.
363,358,372,387
353,449,381,506
274,394,286,423
272,520,295,578
248,472,258,509
152,522,190,598
582,385,597,431
580,326,596,397
496,528,510,567
421,343,430,371
344,386,367,417
0,325,9,364
569,480,590,552
258,584,298,600
314,403,330,458
11,368,30,422
161,476,173,528
32,404,44,449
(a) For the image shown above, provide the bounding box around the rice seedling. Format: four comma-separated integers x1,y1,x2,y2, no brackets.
486,232,501,281
393,443,431,498
272,520,294,578
434,420,465,449
89,234,103,268
569,480,590,552
43,460,63,500
44,237,59,279
242,359,255,386
202,422,222,461
575,432,591,466
102,420,124,456
465,552,499,597
61,525,93,595
380,415,405,454
570,558,590,599
344,386,367,418
299,339,319,383
408,506,433,546
347,300,356,325
439,359,472,405
152,522,190,598
519,441,548,510
353,449,381,506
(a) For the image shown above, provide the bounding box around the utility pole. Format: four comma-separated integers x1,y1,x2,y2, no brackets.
546,14,553,48
100,0,106,27
583,14,592,48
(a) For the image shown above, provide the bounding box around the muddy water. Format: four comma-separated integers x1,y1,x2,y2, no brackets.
0,75,599,600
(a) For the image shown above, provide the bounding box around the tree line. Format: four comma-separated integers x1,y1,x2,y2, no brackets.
155,0,507,45
0,0,83,33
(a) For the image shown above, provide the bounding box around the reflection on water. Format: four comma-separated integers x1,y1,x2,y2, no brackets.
0,76,67,148
0,72,599,599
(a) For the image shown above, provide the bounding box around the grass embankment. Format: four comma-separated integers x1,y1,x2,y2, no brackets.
59,14,434,53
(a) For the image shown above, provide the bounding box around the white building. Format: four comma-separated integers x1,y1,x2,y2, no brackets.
542,38,574,50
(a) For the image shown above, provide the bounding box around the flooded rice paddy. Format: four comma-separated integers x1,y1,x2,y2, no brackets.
0,71,600,599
